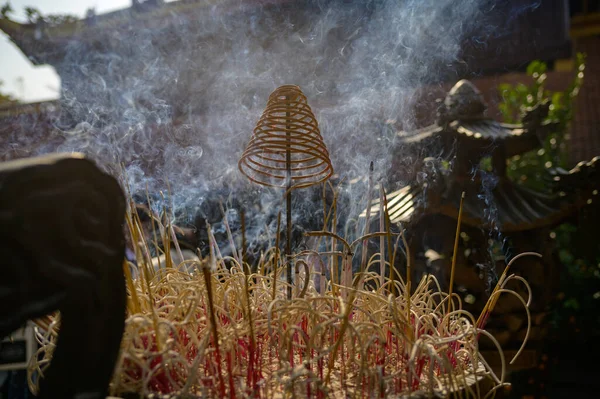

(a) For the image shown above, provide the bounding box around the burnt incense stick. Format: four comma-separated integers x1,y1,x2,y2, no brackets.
447,192,466,323
33,236,532,398
381,186,397,296
273,211,282,301
359,161,374,289
144,187,163,271
219,201,242,268
241,208,247,268
203,249,226,395
124,214,142,314
331,189,339,296
241,238,257,391
379,184,386,288
31,164,538,398
122,258,141,315
400,229,412,341
476,251,541,329
206,221,223,263
160,190,188,273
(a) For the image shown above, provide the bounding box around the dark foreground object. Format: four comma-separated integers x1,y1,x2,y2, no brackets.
0,153,127,399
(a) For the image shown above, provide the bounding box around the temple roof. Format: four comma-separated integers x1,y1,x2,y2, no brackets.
0,0,291,65
396,80,553,158
397,119,552,159
0,100,60,119
0,0,274,38
361,175,576,233
366,89,585,232
452,120,525,140
1,0,572,78
0,100,64,163
362,144,599,233
550,155,600,196
400,120,526,142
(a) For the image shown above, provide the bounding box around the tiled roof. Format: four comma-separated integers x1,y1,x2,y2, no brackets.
361,175,575,233
550,155,600,195
453,120,525,140
0,101,64,162
396,118,552,158
0,101,60,119
398,120,527,142
1,0,571,78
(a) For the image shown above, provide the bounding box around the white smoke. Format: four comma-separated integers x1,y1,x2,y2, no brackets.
38,0,520,231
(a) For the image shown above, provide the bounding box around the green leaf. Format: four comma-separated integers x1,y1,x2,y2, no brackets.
564,298,580,310
0,2,13,19
526,60,547,77
498,83,514,93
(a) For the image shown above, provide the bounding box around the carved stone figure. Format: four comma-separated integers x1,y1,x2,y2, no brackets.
0,153,127,399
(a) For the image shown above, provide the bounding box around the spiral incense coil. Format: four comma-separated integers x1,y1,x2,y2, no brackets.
239,85,333,189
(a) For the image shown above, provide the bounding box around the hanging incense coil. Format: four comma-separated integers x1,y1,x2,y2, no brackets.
239,85,333,189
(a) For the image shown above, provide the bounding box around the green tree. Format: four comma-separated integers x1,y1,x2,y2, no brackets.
0,3,77,25
498,55,600,398
0,2,13,19
498,55,599,334
23,6,41,23
497,53,585,191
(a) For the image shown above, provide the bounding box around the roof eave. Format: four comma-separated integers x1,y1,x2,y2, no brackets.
0,18,63,65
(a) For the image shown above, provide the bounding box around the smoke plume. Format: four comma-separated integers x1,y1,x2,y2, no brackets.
25,0,527,236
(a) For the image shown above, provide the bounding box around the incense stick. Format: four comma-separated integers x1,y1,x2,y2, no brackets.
29,190,534,399
447,191,466,324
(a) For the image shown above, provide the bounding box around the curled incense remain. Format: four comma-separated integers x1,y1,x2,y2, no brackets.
239,85,334,300
30,245,533,399
238,85,333,190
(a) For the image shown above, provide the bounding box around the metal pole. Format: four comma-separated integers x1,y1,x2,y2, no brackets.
286,100,293,300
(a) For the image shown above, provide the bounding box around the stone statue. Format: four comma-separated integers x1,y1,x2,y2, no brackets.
0,153,127,399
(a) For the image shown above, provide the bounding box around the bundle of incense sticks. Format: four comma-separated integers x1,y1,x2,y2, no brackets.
27,186,535,399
